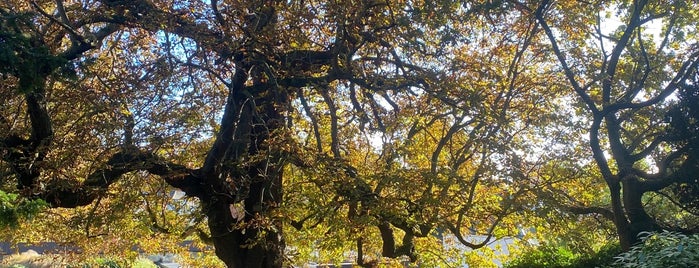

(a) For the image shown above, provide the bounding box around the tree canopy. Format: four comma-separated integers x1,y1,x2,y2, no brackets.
1,0,697,267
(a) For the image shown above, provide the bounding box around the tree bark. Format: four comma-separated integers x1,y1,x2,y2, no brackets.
205,190,284,268
607,181,632,250
198,73,287,267
622,177,660,247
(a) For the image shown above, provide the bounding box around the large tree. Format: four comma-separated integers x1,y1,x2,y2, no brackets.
531,0,699,249
1,0,566,267
9,0,694,267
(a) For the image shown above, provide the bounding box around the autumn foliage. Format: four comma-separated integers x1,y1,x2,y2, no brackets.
1,0,698,267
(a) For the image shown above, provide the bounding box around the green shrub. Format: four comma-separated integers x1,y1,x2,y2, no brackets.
67,258,122,268
132,258,158,268
505,243,620,268
0,190,47,228
611,231,699,268
504,244,577,268
95,258,121,268
573,243,621,268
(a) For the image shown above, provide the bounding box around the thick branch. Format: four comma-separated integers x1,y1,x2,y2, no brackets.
641,156,698,192
30,0,83,44
59,23,121,61
279,49,335,68
602,0,648,104
43,150,200,208
200,61,250,176
601,52,699,114
319,87,341,158
565,205,615,221
630,135,664,162
535,0,598,114
11,92,54,189
378,221,396,257
430,116,470,173
25,93,53,145
297,89,323,152
590,115,616,182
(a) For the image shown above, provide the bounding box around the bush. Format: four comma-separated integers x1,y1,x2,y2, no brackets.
573,243,621,268
95,258,121,268
504,244,578,268
66,258,122,268
611,231,699,268
505,243,620,268
132,258,158,268
0,190,47,228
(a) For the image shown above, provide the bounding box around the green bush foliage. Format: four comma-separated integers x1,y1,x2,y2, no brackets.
0,190,47,228
574,243,621,268
505,244,576,268
611,231,699,268
505,243,620,268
